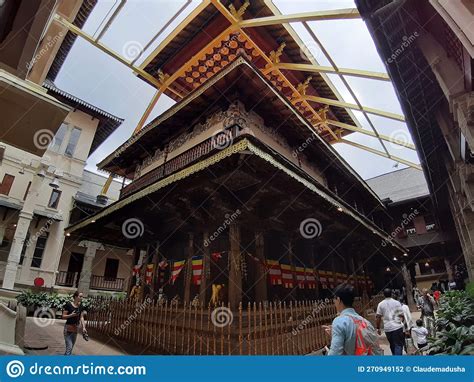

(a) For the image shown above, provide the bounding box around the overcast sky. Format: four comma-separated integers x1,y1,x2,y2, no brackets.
54,0,422,181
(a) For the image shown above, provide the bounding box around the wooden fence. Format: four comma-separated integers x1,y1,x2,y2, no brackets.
86,295,381,355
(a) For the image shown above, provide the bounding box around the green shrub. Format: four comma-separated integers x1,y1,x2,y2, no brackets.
428,290,474,355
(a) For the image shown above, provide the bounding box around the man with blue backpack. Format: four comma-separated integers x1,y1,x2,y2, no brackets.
325,284,383,355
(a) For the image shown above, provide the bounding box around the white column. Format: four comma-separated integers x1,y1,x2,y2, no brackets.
2,172,46,290
2,211,33,289
0,224,6,246
77,240,104,294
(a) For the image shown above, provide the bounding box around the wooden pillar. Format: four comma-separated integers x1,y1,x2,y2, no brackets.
150,241,160,295
310,244,319,298
401,263,416,310
254,231,268,303
183,233,194,303
228,224,242,310
350,255,359,294
199,231,211,305
444,257,454,281
287,238,298,299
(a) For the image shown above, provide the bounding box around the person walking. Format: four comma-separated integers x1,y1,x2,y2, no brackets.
411,319,429,353
62,290,87,355
324,284,382,355
417,288,436,336
376,288,405,355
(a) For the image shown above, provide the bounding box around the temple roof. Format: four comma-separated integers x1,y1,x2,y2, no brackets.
98,55,382,207
67,137,404,254
366,167,429,204
138,0,354,142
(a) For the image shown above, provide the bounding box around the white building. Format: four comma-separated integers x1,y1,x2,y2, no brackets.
0,0,133,295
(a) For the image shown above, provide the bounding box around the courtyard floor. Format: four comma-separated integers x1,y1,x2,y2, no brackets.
23,311,422,356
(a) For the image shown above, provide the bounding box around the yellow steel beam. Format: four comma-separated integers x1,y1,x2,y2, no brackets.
133,88,164,134
303,95,406,122
139,0,211,70
52,14,183,99
100,173,114,196
239,8,361,28
328,120,415,149
274,62,390,82
340,139,422,170
210,0,339,141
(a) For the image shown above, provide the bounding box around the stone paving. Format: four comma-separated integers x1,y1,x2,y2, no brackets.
23,311,423,356
24,317,129,355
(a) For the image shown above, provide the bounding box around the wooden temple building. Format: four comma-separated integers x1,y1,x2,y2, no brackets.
65,1,407,310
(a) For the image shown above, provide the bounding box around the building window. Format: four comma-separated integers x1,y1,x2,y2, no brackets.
48,189,61,209
23,181,31,200
104,258,119,280
50,123,67,152
31,233,48,268
0,174,15,195
19,231,30,265
65,127,81,157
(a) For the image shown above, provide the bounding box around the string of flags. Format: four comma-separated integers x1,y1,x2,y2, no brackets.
130,255,373,289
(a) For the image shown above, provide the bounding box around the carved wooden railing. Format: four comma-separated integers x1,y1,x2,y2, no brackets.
121,125,243,198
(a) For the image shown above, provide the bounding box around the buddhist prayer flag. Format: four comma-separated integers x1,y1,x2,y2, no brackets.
280,264,294,288
192,256,203,286
266,259,282,285
295,266,306,289
171,260,186,284
145,264,154,285
319,271,328,288
305,268,316,289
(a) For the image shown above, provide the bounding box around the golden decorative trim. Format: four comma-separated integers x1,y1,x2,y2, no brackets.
70,136,404,253
68,139,251,233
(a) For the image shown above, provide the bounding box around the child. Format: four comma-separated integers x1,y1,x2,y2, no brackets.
411,319,429,350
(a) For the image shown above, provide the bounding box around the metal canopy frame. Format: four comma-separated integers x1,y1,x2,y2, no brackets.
51,0,421,171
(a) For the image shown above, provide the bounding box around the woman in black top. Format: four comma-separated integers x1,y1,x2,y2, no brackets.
62,290,87,355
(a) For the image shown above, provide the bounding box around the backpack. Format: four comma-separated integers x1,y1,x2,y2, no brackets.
344,315,384,355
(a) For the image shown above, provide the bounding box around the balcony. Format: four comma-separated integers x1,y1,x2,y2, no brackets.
55,271,125,291
55,271,79,288
121,124,243,198
90,275,125,291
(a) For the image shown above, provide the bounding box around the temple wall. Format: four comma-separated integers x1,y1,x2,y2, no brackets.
135,102,327,187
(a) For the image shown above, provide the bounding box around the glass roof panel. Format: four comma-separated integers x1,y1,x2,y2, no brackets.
306,19,387,73
333,143,407,180
342,75,404,115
